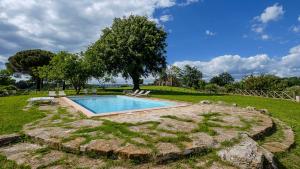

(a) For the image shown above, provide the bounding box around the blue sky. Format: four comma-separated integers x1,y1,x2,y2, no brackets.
0,0,300,81
159,0,300,63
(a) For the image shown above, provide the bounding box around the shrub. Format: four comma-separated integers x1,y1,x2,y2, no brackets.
205,84,219,93
0,89,9,96
0,85,17,90
15,80,31,89
285,86,300,96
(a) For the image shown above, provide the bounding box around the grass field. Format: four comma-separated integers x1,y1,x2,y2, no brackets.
0,86,299,168
109,86,300,169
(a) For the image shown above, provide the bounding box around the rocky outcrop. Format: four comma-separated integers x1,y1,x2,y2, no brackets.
218,134,277,169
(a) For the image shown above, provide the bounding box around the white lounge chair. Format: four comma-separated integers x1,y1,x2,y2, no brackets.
92,88,97,95
126,90,139,96
58,91,66,97
136,91,151,97
49,91,56,97
132,90,144,96
83,89,88,95
28,97,55,104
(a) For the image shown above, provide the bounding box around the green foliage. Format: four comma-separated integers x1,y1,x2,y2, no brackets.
205,83,220,93
155,66,182,87
0,69,15,85
180,65,202,89
281,77,300,86
38,51,90,94
210,72,234,86
285,86,300,96
241,74,287,91
6,49,54,90
87,15,167,90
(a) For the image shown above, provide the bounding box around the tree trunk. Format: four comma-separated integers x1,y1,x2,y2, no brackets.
41,78,44,89
36,78,41,91
62,81,66,90
131,74,140,90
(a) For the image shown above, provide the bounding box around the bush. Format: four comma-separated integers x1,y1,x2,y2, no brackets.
225,84,236,93
0,85,17,90
0,89,9,96
15,80,31,89
285,86,300,96
205,84,220,93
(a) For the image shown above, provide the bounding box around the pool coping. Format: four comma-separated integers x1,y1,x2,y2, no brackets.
60,95,191,117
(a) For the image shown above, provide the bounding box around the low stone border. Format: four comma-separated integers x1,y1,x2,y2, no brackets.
262,118,295,153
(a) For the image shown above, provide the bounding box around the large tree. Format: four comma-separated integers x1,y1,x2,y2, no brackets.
210,72,234,86
87,15,167,90
38,51,89,94
180,65,203,89
6,49,54,90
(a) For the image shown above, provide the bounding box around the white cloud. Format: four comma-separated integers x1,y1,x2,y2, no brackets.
292,26,300,33
173,44,300,79
251,24,264,33
298,15,300,22
257,3,284,23
178,0,199,6
0,55,7,63
205,30,216,36
0,0,176,60
159,14,173,22
261,34,270,40
251,4,284,37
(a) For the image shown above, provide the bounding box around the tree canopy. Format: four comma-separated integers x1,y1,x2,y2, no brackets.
6,49,54,90
210,72,234,86
86,15,167,90
38,51,89,94
180,65,202,89
241,74,287,91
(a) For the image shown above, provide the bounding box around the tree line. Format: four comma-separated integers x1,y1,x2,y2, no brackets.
154,65,300,95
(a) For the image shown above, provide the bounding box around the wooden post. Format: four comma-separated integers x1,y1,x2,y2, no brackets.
296,96,300,102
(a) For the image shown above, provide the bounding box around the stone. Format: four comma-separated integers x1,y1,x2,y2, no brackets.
217,134,277,169
85,139,122,157
0,143,45,166
67,119,103,128
62,137,86,154
232,103,238,107
0,133,21,146
30,150,65,168
117,144,152,162
183,132,216,155
246,106,256,111
157,118,197,133
132,137,147,145
258,109,268,114
212,128,240,143
155,143,182,163
200,100,211,104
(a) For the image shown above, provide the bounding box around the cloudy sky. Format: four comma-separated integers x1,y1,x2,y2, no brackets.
0,0,300,82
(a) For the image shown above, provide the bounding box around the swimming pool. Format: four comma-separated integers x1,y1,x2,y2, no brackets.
67,95,176,116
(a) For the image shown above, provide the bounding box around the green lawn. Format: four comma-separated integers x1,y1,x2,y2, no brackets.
109,86,300,169
0,86,300,168
0,93,46,135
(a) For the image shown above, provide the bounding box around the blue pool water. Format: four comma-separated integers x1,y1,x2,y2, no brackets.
69,95,175,114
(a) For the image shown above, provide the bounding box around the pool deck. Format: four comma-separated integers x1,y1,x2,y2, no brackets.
60,95,191,117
